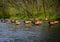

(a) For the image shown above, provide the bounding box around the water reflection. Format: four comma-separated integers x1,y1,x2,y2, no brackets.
47,22,60,42
0,19,60,42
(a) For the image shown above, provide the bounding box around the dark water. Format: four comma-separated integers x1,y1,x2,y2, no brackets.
0,19,60,42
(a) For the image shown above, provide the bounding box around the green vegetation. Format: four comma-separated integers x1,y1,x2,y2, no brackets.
0,0,60,20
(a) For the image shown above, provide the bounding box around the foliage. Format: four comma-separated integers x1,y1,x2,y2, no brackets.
0,0,60,20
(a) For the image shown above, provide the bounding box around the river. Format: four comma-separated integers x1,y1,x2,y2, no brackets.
0,19,60,42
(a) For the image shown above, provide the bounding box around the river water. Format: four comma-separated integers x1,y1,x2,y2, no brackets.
0,19,60,42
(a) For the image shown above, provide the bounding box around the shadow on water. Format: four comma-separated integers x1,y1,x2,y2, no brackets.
0,19,60,42
47,22,60,42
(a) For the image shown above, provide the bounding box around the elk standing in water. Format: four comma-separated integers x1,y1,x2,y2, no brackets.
32,18,42,25
10,19,15,23
1,19,8,23
15,20,20,25
24,20,31,24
